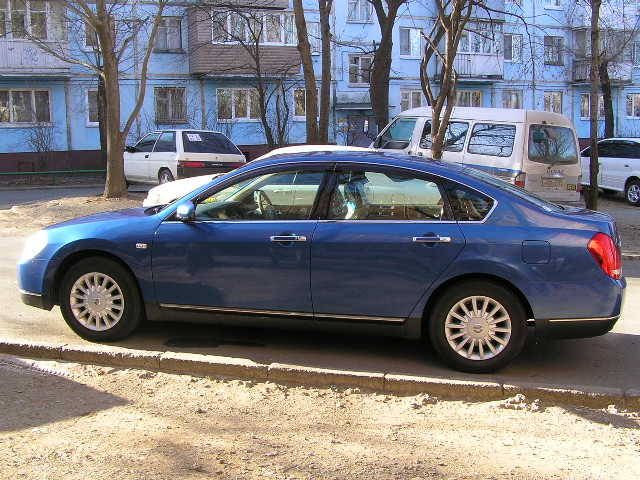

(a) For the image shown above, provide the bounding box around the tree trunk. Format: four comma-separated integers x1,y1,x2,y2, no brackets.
97,75,108,164
599,60,614,138
369,4,399,133
318,0,332,144
102,57,127,198
293,0,319,143
587,0,602,211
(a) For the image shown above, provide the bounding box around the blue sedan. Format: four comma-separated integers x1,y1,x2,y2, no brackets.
18,151,625,372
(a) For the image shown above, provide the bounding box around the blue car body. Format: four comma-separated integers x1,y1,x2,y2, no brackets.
19,151,625,340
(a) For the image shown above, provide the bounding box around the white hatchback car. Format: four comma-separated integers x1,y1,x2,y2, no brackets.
124,129,246,185
580,138,640,206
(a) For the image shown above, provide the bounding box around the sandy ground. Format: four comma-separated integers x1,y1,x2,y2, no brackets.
1,356,639,480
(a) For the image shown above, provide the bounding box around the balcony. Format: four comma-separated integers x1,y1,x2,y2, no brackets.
0,40,70,75
572,59,632,83
452,53,503,79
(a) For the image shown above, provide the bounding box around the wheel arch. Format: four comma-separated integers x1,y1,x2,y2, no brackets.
625,176,640,189
421,273,535,335
49,249,143,307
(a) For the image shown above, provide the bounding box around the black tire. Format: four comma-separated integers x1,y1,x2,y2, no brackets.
59,257,143,342
427,281,528,373
624,179,640,206
158,168,175,184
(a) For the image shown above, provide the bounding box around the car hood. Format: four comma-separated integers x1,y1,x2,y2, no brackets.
143,174,220,207
46,208,152,230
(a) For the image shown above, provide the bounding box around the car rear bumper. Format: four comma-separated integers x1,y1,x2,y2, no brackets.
535,315,620,339
177,164,244,179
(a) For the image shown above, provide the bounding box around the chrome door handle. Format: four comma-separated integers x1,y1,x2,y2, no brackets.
270,235,307,243
413,235,452,243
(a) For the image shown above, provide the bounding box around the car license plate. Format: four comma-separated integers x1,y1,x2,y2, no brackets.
542,178,563,188
566,184,577,191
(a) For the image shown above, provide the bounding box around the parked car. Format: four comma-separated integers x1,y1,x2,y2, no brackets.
142,145,372,207
124,129,246,185
580,138,640,206
371,107,581,203
18,151,625,372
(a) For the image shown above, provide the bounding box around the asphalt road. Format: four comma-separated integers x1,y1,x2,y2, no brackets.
1,234,639,392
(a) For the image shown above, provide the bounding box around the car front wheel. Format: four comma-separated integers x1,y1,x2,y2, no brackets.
428,281,527,373
625,179,640,206
59,257,143,341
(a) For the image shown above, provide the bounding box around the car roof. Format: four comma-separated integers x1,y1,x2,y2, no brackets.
257,145,371,160
151,129,225,134
598,137,640,143
398,106,572,127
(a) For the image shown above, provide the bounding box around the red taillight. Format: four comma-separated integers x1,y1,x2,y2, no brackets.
515,172,526,188
588,233,621,279
179,161,206,168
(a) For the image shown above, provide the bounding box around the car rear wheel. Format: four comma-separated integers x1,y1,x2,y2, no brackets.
59,257,143,341
428,281,527,373
158,168,175,184
625,179,640,206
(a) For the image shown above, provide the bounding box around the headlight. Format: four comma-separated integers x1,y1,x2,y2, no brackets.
20,230,48,263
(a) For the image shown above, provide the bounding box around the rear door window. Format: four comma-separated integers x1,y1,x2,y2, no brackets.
182,131,241,154
420,121,469,152
374,117,417,149
468,123,516,157
445,183,494,221
528,125,578,164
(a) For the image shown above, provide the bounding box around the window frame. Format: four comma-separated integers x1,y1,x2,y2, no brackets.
293,87,320,121
1,0,57,41
400,89,424,112
210,9,297,46
154,16,183,52
502,89,523,109
86,88,99,127
543,35,564,66
467,122,517,158
543,91,563,114
503,33,522,63
217,88,261,122
347,0,373,23
626,93,640,119
154,86,187,124
399,27,422,58
456,90,483,107
579,92,605,120
0,87,51,126
348,54,373,85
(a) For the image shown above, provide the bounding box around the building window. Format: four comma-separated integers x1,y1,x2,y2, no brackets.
400,89,424,111
217,88,260,121
456,90,482,107
155,17,182,51
458,23,499,54
544,0,562,9
502,90,523,109
399,27,422,58
580,93,605,119
0,89,50,124
155,87,186,124
347,0,372,22
626,93,640,118
87,89,99,125
348,54,372,84
544,36,564,66
307,21,321,54
503,34,522,62
1,0,58,39
84,20,98,49
211,10,297,46
294,88,320,118
543,91,563,113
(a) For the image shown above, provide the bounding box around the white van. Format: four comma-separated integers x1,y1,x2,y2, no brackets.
124,129,246,185
371,107,581,202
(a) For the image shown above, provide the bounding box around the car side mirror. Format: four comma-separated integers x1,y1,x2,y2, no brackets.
125,145,137,153
175,202,195,222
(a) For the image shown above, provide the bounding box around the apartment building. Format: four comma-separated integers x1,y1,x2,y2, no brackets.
1,0,640,173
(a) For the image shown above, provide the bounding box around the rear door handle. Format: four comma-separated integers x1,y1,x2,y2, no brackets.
270,235,307,243
144,154,149,158
413,235,452,243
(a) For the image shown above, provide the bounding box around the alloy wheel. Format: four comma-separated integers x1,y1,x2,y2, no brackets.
444,295,512,360
69,272,125,331
627,184,640,204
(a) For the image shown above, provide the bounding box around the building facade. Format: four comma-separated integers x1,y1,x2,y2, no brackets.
1,0,640,173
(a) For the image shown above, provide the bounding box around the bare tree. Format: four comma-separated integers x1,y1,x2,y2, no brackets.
588,0,602,211
368,0,409,131
318,0,333,143
25,0,167,197
293,0,319,143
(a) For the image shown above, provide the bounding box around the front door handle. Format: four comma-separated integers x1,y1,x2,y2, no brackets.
270,235,307,243
144,154,149,158
413,235,452,243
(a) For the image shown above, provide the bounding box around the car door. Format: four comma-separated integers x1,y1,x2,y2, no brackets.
413,120,469,165
610,141,638,192
310,166,465,321
125,133,160,182
580,145,603,188
596,141,621,189
372,117,420,154
152,166,329,314
149,131,177,182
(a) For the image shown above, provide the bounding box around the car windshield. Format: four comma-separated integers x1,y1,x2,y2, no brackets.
461,167,564,211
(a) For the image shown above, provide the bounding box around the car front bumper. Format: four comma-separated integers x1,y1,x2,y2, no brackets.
20,290,53,311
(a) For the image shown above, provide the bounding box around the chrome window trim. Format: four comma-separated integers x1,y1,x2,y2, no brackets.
161,158,499,224
159,303,405,323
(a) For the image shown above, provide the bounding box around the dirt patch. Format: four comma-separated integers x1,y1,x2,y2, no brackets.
1,356,639,480
0,195,142,236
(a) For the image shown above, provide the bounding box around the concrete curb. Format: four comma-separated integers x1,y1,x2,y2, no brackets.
1,339,638,410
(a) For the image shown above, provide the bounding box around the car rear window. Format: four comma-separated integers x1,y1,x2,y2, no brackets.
467,123,516,157
528,125,578,165
182,131,241,155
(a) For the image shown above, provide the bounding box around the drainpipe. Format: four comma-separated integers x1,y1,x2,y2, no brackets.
200,78,206,128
